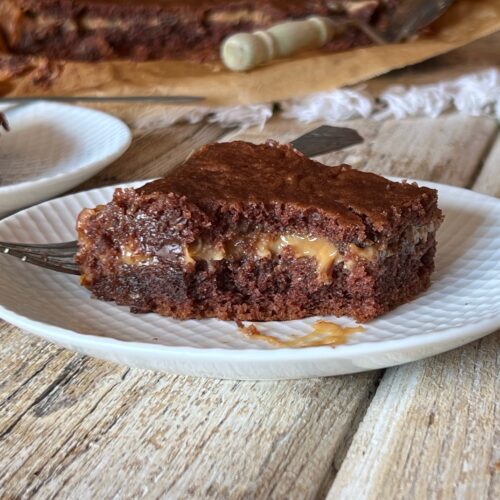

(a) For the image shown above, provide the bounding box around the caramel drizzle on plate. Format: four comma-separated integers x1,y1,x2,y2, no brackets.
238,320,365,348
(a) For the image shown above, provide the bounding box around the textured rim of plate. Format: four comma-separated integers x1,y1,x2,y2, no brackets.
0,101,132,194
1,302,498,364
0,179,499,368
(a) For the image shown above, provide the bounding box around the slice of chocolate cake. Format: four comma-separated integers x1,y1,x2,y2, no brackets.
76,141,442,322
0,0,400,62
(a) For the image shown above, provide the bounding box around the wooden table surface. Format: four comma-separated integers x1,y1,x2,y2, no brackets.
0,34,499,499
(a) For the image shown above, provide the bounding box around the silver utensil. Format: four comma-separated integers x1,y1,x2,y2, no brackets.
0,240,80,275
0,124,364,275
290,125,362,157
345,0,456,45
221,0,455,71
0,112,8,132
382,0,456,43
0,95,205,104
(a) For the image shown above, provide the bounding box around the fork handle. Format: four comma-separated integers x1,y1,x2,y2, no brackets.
221,16,343,72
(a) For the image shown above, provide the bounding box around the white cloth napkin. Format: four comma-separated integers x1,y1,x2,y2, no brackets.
136,68,500,130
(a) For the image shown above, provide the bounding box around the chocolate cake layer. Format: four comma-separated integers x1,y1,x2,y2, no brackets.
76,141,443,322
1,0,400,61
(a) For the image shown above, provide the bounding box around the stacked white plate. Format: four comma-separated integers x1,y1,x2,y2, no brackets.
0,101,131,217
0,178,499,379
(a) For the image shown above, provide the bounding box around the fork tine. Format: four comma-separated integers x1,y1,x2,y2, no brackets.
1,245,77,257
0,240,78,250
22,257,80,275
1,247,80,275
1,240,78,248
0,240,80,275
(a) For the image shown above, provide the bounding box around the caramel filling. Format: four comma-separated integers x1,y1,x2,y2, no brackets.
80,17,157,31
118,222,436,278
186,234,376,281
121,244,156,266
6,8,265,41
118,233,376,280
348,243,376,260
1,8,160,43
239,320,365,348
207,10,270,25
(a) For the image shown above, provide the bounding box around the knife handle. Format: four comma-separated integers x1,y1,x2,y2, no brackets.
221,16,343,72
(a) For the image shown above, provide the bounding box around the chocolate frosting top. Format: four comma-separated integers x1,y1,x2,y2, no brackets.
138,141,438,232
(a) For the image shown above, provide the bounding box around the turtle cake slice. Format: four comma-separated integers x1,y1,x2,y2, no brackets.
76,140,442,322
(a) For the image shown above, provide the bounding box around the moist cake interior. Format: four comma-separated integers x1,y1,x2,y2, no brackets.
76,141,442,322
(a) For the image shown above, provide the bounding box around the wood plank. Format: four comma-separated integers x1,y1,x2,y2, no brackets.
231,115,498,187
326,128,500,499
0,324,74,434
76,120,227,191
472,135,500,197
0,114,497,498
326,333,500,500
0,119,380,499
0,324,380,499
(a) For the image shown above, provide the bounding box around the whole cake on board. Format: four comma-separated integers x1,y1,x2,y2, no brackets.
76,140,443,322
0,0,401,61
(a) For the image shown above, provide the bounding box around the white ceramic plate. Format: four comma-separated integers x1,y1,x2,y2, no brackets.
0,102,131,217
0,179,499,380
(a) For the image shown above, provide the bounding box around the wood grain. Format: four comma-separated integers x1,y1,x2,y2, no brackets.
0,324,380,499
0,117,384,500
473,134,500,197
76,120,227,191
325,125,500,500
234,114,498,186
0,91,499,497
326,333,500,500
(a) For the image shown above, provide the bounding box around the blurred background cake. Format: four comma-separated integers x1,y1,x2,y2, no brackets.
0,0,400,61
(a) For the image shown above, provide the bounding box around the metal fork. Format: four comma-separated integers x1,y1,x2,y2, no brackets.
346,0,456,46
0,112,9,133
0,240,80,274
0,124,363,275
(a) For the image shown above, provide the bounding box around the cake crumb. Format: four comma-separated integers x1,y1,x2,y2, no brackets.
236,319,261,337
